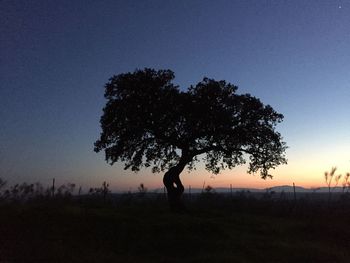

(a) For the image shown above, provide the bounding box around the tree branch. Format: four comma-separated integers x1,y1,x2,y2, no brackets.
189,143,261,159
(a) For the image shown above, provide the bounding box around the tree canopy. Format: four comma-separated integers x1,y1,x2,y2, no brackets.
95,68,287,210
94,68,287,179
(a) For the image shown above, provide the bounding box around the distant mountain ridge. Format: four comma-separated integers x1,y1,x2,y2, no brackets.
153,185,347,194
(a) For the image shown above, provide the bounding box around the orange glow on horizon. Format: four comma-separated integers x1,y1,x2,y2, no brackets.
80,149,350,193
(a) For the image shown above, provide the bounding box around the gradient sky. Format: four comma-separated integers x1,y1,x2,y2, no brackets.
1,0,349,192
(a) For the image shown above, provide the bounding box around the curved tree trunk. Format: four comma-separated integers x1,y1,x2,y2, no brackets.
163,155,189,211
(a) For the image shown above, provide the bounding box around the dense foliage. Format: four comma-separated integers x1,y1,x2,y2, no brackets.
95,68,287,179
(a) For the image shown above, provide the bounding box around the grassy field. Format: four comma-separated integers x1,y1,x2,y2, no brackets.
1,195,350,262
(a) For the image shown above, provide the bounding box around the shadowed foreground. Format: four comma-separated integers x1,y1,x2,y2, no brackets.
1,196,350,262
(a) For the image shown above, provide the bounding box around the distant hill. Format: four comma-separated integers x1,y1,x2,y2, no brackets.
266,185,344,193
153,185,347,194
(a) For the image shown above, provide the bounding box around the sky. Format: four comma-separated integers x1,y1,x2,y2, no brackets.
1,0,349,192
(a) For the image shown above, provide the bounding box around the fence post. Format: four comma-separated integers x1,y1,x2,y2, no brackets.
52,178,55,197
293,182,296,203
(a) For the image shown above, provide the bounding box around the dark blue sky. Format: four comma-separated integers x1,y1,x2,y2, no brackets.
1,0,349,190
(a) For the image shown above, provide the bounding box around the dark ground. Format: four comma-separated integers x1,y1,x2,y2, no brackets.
1,194,350,262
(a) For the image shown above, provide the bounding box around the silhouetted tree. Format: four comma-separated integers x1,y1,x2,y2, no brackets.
94,68,287,210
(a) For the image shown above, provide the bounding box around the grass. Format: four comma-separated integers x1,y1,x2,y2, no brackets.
1,196,350,262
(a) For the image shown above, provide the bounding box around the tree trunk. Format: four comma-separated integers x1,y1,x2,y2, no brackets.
163,155,189,211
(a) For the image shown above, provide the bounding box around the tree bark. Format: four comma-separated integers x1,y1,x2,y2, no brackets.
163,153,190,211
